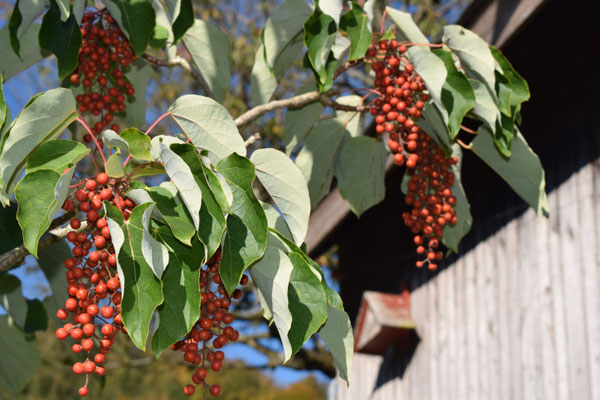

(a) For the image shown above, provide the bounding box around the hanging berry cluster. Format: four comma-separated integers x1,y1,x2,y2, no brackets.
171,248,246,398
69,10,136,144
55,172,136,396
367,39,458,270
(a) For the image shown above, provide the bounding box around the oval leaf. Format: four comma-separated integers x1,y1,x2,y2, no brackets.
183,19,231,103
105,202,164,350
103,0,156,57
141,203,169,278
168,95,246,159
0,88,77,203
334,136,387,217
15,167,74,257
151,225,205,356
157,141,202,230
250,148,310,245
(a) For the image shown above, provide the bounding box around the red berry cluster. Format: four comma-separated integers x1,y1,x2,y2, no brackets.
56,172,135,396
367,39,428,168
403,137,458,270
171,249,246,398
366,39,458,269
69,10,136,143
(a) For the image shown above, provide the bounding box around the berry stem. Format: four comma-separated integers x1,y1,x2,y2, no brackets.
460,124,479,135
77,116,107,166
380,9,388,35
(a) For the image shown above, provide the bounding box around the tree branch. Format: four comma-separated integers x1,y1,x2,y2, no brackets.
0,212,80,273
142,54,214,99
234,91,322,128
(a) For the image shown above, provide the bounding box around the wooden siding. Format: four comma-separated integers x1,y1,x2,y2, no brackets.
330,158,600,399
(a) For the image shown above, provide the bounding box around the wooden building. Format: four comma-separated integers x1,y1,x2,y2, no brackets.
310,0,600,398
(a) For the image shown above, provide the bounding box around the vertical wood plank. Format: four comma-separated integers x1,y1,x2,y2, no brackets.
454,257,468,400
473,225,489,400
435,267,449,400
535,201,559,400
576,161,600,399
464,249,479,399
558,170,592,399
494,227,512,400
548,177,573,399
428,270,439,400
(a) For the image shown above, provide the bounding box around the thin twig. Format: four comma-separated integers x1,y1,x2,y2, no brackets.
320,96,370,113
142,54,214,99
0,212,82,273
234,91,323,128
244,133,261,148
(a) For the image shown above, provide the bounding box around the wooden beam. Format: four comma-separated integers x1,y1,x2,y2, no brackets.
457,0,551,48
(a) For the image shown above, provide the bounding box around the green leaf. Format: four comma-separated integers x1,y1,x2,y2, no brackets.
441,144,472,252
340,2,372,61
283,82,324,154
0,24,48,80
103,0,156,57
490,46,529,116
150,23,169,49
249,232,295,360
250,148,310,245
27,139,89,173
0,88,77,203
319,0,344,25
0,315,39,395
385,7,428,44
125,59,153,128
144,186,196,246
55,0,71,21
334,95,363,137
318,303,353,382
156,141,202,230
261,201,294,242
304,8,337,86
23,299,48,334
418,102,452,155
106,151,125,177
15,167,74,258
334,136,387,217
141,203,169,278
39,1,82,80
168,0,194,43
469,78,497,129
171,144,227,258
8,0,49,57
250,44,278,106
0,274,27,329
471,127,549,218
37,240,71,325
168,94,246,159
151,225,205,357
216,153,268,294
263,0,312,71
468,78,512,156
183,19,231,103
295,119,350,208
434,49,476,139
442,25,496,99
105,202,164,350
0,75,6,132
286,252,327,356
102,129,131,157
121,128,153,160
